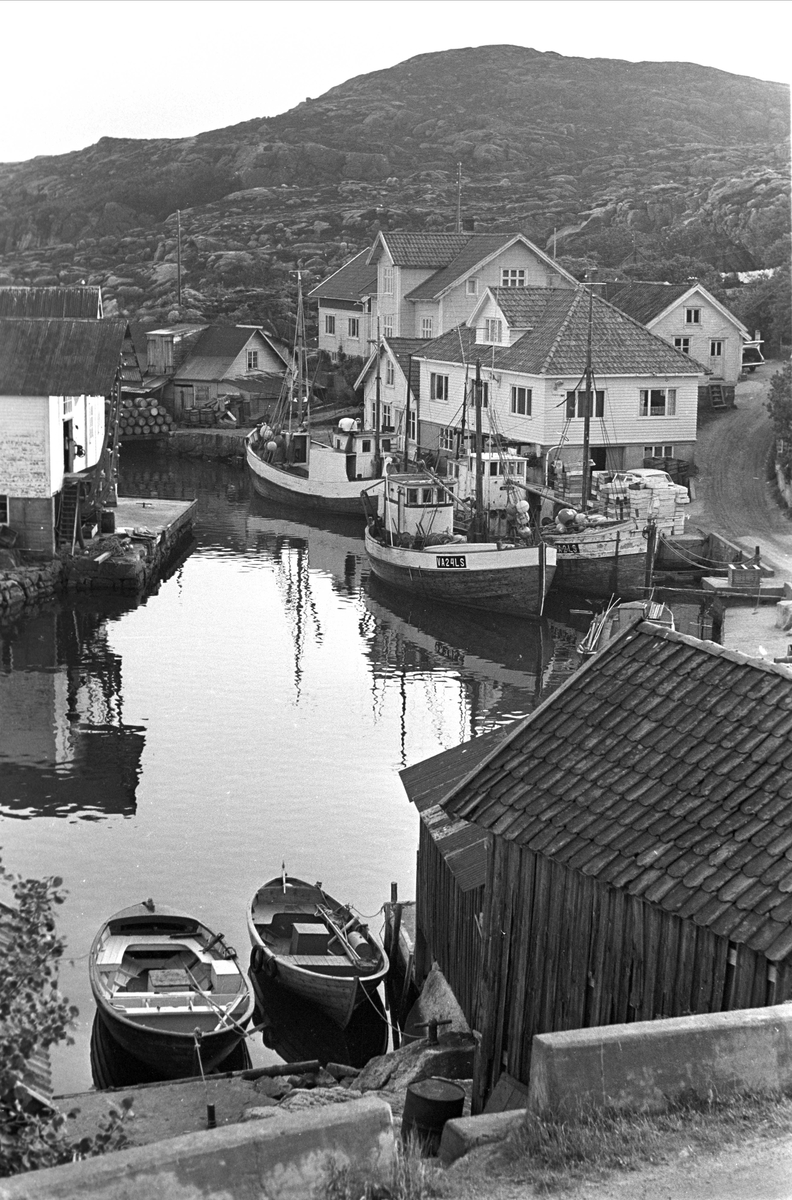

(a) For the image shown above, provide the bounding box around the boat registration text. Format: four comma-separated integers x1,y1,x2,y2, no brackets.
435,555,467,569
556,543,580,555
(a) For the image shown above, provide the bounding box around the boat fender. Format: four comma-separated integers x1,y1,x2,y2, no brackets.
264,956,278,979
251,946,265,973
347,930,374,960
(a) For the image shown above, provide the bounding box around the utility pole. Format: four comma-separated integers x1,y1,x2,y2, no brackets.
581,280,594,510
176,209,182,308
456,163,462,234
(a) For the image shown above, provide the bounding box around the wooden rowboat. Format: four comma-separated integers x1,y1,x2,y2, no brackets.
89,900,254,1079
247,874,388,1029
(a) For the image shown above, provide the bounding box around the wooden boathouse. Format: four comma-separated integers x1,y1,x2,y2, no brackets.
402,622,792,1112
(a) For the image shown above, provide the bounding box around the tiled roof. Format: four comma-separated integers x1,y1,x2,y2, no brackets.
0,318,132,396
405,235,522,300
416,288,701,377
373,232,474,268
0,286,102,319
309,250,377,301
437,623,792,963
604,282,692,325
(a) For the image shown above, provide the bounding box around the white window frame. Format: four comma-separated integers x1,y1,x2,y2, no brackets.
484,318,503,344
469,380,489,407
643,444,674,458
510,385,532,416
421,317,434,339
406,409,416,440
501,269,525,288
566,389,605,419
466,278,479,296
674,337,690,353
710,339,723,356
439,427,456,452
385,358,395,386
430,372,449,401
639,388,677,417
685,307,701,325
382,402,393,431
382,267,394,296
348,317,360,339
247,349,259,371
324,314,336,335
382,316,394,338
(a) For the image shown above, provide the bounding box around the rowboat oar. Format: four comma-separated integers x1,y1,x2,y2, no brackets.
316,904,363,965
183,965,249,1036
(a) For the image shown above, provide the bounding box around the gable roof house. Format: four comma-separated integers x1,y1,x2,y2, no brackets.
414,286,703,474
605,281,750,407
352,336,424,461
171,325,289,421
367,231,577,342
309,250,377,360
0,317,140,556
402,621,792,1112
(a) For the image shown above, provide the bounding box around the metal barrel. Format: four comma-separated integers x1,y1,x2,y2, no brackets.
400,1077,466,1155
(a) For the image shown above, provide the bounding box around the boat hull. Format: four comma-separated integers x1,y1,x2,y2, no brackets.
246,442,368,515
545,523,651,597
364,530,555,618
94,1005,243,1078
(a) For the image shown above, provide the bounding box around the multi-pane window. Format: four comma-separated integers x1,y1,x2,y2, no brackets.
406,409,416,440
383,316,394,337
710,340,723,356
511,386,532,416
685,308,701,325
430,373,449,401
566,389,605,418
247,350,259,370
674,337,690,353
639,388,677,417
469,381,489,407
382,402,393,430
382,267,394,295
348,318,360,338
385,358,395,386
421,317,434,338
324,314,336,335
439,427,456,452
466,278,478,296
644,444,674,458
501,269,525,287
484,319,503,343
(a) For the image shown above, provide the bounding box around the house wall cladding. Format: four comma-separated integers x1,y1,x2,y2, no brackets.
417,821,484,1027
0,396,51,497
475,838,789,1108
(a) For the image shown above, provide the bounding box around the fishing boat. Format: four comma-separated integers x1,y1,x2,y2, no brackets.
247,873,388,1029
89,900,254,1079
246,275,386,514
577,596,675,659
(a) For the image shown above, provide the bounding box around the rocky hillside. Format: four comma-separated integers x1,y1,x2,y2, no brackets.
0,46,787,337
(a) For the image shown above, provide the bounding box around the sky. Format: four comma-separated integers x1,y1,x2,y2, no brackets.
1,0,790,163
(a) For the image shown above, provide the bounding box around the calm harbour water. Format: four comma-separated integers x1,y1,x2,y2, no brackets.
0,447,587,1095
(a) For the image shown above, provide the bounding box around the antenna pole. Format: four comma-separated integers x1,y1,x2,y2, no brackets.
456,163,462,234
176,209,182,307
581,281,594,510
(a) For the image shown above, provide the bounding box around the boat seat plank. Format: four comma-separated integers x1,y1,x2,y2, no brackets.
288,954,355,974
96,936,129,966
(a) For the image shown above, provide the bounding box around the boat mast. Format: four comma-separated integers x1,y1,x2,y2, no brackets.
473,357,484,540
581,281,594,510
295,272,305,428
374,317,382,471
403,353,413,471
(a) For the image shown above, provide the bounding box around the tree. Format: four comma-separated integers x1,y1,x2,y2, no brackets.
0,857,129,1176
766,362,792,481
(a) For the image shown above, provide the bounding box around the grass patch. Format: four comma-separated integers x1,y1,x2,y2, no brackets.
490,1091,792,1194
323,1132,449,1199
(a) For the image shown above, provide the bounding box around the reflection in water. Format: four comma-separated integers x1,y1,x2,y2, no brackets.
90,1013,251,1089
250,964,388,1070
0,598,146,820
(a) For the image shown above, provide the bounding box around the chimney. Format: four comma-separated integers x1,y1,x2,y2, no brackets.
462,217,476,233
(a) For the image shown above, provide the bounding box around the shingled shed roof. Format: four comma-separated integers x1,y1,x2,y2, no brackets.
309,250,377,301
370,232,473,268
417,288,701,377
0,318,130,396
177,325,287,380
0,285,102,319
438,623,792,963
603,281,690,325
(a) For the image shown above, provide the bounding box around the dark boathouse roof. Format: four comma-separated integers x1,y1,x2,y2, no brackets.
0,285,103,319
426,622,792,963
0,318,134,396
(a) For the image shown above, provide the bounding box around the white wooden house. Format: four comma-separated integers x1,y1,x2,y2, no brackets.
354,337,424,461
605,281,750,403
413,287,702,475
367,231,576,341
0,318,139,556
309,250,377,359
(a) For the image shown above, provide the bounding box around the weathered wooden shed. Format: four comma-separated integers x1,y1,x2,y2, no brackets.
405,621,792,1111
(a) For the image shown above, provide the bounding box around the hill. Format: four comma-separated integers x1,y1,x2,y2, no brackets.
0,45,788,337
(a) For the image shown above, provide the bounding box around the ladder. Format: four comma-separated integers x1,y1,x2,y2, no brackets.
709,383,727,410
57,480,81,551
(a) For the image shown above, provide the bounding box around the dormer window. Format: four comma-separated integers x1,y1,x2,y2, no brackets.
501,269,525,288
484,318,503,343
466,278,479,296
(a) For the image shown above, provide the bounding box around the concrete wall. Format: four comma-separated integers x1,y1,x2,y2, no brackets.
528,1004,792,1116
0,1096,395,1200
7,496,56,556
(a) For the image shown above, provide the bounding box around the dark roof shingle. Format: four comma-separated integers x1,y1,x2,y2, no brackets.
309,250,378,301
418,624,792,962
0,286,102,319
0,318,132,395
603,282,690,325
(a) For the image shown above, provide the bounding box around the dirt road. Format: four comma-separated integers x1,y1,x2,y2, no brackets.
687,360,792,577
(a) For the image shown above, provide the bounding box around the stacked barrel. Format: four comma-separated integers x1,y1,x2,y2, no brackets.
118,397,174,438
